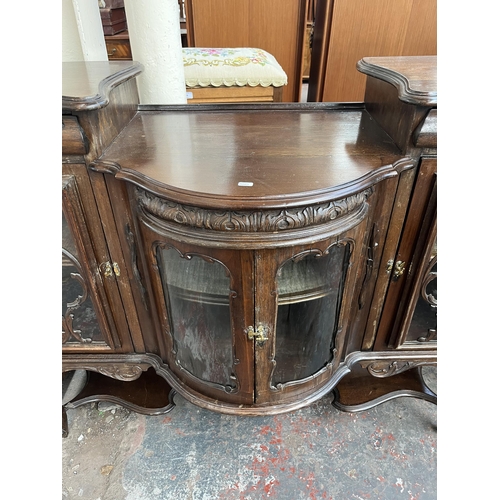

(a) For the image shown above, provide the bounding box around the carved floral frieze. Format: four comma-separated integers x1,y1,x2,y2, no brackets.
136,188,371,233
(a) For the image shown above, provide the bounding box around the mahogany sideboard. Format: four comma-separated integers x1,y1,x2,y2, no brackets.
62,56,437,434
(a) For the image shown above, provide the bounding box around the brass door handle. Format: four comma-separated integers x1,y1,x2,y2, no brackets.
100,261,120,278
388,260,406,281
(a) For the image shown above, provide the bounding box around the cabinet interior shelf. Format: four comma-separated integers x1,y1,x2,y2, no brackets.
164,255,336,306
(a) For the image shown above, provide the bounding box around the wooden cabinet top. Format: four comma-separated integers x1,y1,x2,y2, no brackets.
93,107,411,210
357,56,437,106
62,61,142,112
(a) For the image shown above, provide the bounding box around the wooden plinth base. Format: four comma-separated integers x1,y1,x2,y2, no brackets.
332,365,436,412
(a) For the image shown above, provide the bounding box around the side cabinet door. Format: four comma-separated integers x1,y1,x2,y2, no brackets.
135,209,256,406
62,175,125,352
375,157,437,350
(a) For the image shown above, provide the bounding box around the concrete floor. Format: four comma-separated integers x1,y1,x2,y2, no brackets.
62,366,436,500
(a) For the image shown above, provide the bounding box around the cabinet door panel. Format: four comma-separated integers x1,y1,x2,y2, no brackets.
62,175,119,351
156,245,235,387
139,220,256,405
375,157,437,350
272,244,349,385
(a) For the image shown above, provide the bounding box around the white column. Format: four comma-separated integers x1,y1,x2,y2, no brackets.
71,0,108,61
62,0,84,61
124,0,187,104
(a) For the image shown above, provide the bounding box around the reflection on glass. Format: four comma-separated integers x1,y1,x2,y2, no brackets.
272,245,349,385
156,246,234,388
62,212,105,344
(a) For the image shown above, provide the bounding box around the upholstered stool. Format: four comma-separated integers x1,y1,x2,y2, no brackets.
183,47,288,104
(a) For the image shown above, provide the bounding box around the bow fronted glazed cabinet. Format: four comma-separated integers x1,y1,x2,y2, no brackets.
62,56,437,432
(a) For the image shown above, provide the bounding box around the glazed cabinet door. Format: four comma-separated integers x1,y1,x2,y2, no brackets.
254,219,369,405
62,175,130,352
375,157,437,350
137,215,256,406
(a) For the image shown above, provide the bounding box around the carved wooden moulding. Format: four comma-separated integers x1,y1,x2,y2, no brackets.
362,360,434,378
62,354,154,381
135,187,372,233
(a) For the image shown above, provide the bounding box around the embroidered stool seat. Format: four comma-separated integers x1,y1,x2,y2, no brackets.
183,47,288,103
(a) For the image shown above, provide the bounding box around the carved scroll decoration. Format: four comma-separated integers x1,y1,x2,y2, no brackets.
62,248,92,345
136,188,372,233
95,364,145,381
365,360,429,378
63,360,148,382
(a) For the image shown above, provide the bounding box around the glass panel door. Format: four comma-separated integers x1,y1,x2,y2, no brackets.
62,176,116,350
156,246,235,390
62,211,107,345
272,244,350,386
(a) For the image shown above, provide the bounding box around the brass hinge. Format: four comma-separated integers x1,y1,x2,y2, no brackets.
100,261,121,278
247,325,268,343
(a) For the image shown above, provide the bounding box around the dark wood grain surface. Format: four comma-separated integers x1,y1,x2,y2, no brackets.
94,108,410,209
357,56,437,106
62,61,142,112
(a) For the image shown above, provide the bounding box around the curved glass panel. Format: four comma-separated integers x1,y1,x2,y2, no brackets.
156,246,234,388
272,245,349,385
62,211,105,345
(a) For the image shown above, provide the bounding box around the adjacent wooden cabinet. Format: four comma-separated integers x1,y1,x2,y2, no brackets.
62,56,437,430
308,0,437,102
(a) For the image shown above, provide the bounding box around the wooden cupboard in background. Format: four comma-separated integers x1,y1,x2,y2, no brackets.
308,0,437,102
184,0,309,103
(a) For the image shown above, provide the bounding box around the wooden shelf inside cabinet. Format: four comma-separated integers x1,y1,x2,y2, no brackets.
160,251,338,306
